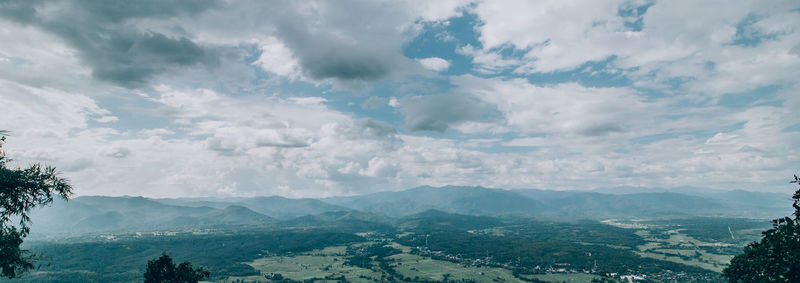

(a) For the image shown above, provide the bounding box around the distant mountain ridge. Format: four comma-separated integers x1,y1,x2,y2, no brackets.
323,186,547,217
155,196,350,219
25,186,792,238
26,196,278,238
325,185,790,219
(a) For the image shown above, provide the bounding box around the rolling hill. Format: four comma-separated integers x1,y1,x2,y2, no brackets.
24,186,790,238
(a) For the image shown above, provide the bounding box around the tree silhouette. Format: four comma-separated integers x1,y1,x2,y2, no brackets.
0,133,73,278
144,253,210,283
723,174,800,282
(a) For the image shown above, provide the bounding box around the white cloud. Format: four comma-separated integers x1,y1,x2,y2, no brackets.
138,128,175,137
0,19,91,91
0,80,111,138
451,122,510,134
388,97,400,107
468,0,800,96
503,137,548,147
3,78,797,196
359,157,399,178
469,0,626,73
418,57,451,72
457,44,520,74
1,0,797,198
134,0,468,84
706,133,738,145
252,36,304,80
95,116,119,123
454,75,650,136
288,96,328,106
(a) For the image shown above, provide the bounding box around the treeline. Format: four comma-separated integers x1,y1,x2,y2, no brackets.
506,219,646,247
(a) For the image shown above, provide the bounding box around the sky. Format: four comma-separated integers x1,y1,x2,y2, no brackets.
0,0,799,198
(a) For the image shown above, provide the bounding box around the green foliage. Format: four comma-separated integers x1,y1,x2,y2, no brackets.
144,253,209,283
344,242,401,269
397,216,719,280
0,227,32,279
591,271,616,283
723,175,800,282
0,135,72,278
645,217,771,245
19,230,363,281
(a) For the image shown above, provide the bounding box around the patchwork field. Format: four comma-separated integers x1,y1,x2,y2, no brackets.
387,253,519,282
226,243,606,283
11,214,757,282
633,229,737,272
218,217,761,282
224,246,383,282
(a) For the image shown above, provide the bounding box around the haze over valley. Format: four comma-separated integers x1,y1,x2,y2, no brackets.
25,186,792,238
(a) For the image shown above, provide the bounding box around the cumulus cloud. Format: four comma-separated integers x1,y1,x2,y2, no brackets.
0,81,410,197
251,36,303,80
3,76,798,196
401,93,489,132
0,80,112,137
359,157,399,178
149,0,465,83
469,0,626,73
466,0,800,96
1,0,797,198
0,0,219,87
0,0,467,87
257,0,464,82
453,75,648,136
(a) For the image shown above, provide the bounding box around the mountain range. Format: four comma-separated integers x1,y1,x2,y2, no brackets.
25,186,792,238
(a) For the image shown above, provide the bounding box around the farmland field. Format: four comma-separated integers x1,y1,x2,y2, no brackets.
2,214,766,282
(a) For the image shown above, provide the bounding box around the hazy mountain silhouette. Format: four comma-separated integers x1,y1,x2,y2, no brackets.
155,196,350,219
279,210,393,232
325,186,789,219
323,186,547,217
25,186,790,238
27,196,274,237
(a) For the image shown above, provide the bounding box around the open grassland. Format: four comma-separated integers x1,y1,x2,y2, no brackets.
635,250,727,273
634,229,735,272
222,217,750,282
227,244,527,283
388,253,520,282
227,241,619,283
225,246,383,283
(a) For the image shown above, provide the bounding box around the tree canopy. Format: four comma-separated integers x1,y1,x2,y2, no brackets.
723,174,800,282
0,134,73,278
144,253,210,283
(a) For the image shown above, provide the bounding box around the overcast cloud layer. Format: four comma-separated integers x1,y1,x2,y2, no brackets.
1,0,798,197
